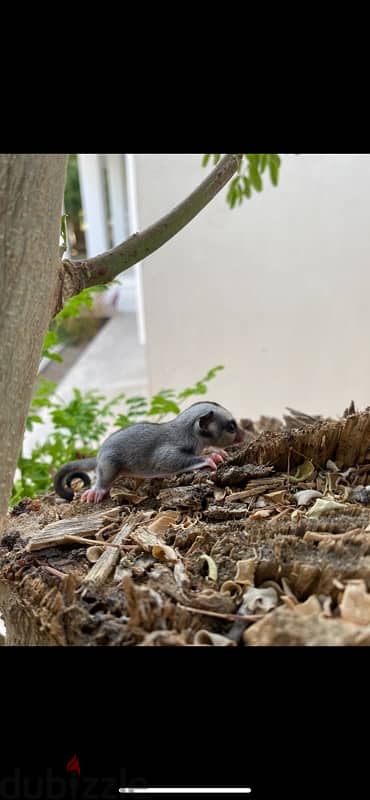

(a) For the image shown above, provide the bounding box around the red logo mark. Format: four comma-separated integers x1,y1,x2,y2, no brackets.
66,754,81,776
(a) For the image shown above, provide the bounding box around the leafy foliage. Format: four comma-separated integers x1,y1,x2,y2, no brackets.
12,383,125,505
41,285,111,362
13,366,224,505
114,365,224,428
202,154,282,207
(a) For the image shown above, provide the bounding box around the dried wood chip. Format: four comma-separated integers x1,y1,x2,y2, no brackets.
139,631,187,646
234,559,256,586
130,529,162,550
182,590,235,614
83,514,140,586
193,630,236,646
260,580,284,597
249,509,274,519
152,544,178,563
214,464,275,487
86,546,103,563
158,486,205,510
173,562,191,588
26,508,125,551
292,595,322,616
265,490,290,504
326,460,340,472
214,488,227,501
289,460,315,482
340,581,370,625
239,586,279,614
148,511,180,533
281,578,297,600
294,490,322,506
199,554,218,582
307,499,347,518
110,489,147,504
225,483,282,502
203,505,251,521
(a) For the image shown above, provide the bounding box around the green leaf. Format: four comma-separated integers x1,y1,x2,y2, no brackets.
249,164,262,191
148,398,180,416
246,154,260,169
202,154,211,167
203,365,224,381
242,177,252,198
44,352,63,363
29,415,43,425
268,154,281,186
31,379,57,409
43,330,58,350
213,154,221,165
270,154,281,167
156,389,177,399
226,177,241,209
126,396,147,406
269,162,279,186
224,154,282,208
227,187,236,209
114,414,132,428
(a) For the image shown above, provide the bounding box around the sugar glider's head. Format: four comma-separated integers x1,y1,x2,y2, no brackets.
189,402,246,448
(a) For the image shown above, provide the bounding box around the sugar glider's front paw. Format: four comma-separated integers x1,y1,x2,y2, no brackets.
203,447,228,459
203,452,226,470
80,488,109,504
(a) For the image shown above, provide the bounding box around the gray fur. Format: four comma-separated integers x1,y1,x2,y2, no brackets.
53,402,244,501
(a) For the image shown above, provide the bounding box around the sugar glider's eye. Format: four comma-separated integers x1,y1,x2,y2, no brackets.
225,420,237,433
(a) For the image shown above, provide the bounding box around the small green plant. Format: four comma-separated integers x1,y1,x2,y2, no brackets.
12,366,224,506
114,366,224,428
12,383,125,505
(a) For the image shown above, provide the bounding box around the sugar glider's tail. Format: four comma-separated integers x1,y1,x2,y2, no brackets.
53,457,97,501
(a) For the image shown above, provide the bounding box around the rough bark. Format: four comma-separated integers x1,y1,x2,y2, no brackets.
0,154,68,528
53,154,242,315
232,410,370,472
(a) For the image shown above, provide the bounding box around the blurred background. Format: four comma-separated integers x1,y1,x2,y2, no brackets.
37,153,370,439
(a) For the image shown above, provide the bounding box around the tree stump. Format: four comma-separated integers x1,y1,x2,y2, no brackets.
1,411,370,646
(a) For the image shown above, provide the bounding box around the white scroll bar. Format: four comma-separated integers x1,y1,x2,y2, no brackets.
119,790,251,795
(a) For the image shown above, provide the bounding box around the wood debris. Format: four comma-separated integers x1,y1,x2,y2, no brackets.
1,406,370,645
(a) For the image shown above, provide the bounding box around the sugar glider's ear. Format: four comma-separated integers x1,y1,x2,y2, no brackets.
198,410,214,430
195,410,216,439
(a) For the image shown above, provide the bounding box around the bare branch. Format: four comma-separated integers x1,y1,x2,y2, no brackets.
54,154,241,314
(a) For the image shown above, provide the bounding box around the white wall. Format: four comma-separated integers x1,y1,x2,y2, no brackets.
77,154,140,317
135,154,370,420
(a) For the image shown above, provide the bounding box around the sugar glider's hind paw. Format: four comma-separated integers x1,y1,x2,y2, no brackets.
80,488,109,504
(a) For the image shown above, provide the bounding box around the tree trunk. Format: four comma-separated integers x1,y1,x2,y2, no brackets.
0,155,68,528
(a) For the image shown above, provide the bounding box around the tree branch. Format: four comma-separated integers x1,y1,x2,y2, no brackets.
54,154,241,315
